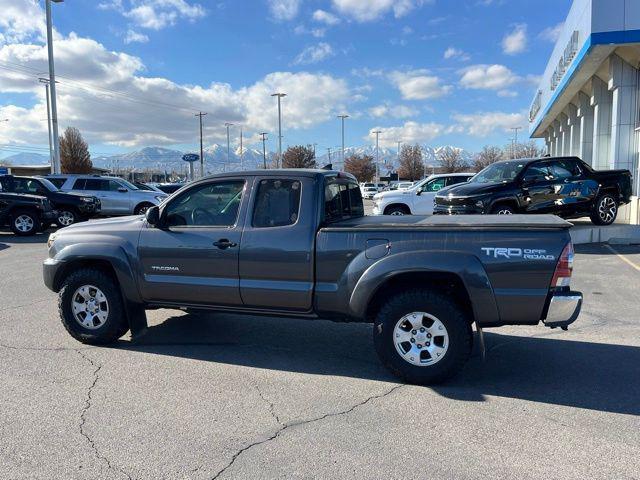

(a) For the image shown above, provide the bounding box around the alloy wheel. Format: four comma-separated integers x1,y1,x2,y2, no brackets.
58,210,76,227
14,214,34,233
393,312,449,366
71,285,109,330
598,196,617,224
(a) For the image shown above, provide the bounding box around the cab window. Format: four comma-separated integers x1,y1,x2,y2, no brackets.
324,179,364,223
422,177,447,192
164,180,244,227
252,179,301,228
522,164,551,182
550,159,581,179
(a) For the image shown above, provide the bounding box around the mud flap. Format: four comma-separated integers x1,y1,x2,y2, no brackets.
475,322,486,362
127,302,148,340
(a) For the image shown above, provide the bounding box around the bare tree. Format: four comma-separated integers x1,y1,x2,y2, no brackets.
474,145,503,172
437,148,466,173
60,127,92,173
397,144,424,181
282,145,316,168
514,140,546,159
344,153,376,182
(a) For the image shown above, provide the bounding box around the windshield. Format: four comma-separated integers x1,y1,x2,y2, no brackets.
38,178,59,192
471,161,527,184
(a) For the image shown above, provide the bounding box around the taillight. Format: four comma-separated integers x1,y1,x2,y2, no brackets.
551,242,574,288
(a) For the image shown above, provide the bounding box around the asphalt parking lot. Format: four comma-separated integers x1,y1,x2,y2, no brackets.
1,230,639,480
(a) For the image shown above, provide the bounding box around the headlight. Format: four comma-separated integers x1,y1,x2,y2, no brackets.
47,233,57,249
80,197,94,202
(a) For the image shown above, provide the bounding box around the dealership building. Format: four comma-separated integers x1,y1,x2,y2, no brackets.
529,0,640,223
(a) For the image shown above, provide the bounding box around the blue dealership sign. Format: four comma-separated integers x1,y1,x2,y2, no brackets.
182,153,199,162
0,167,8,174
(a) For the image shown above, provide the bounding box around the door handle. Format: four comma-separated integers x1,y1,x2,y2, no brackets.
213,239,237,249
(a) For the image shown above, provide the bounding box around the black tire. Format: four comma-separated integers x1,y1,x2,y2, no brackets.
590,192,618,226
385,205,410,216
10,209,40,236
373,288,472,385
490,204,515,215
56,207,80,227
134,203,154,215
58,268,128,345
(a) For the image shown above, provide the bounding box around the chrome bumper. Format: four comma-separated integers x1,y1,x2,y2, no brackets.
543,291,582,329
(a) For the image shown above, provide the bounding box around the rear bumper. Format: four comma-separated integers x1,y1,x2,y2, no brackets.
542,291,582,329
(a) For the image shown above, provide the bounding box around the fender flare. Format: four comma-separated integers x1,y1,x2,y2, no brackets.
348,250,500,327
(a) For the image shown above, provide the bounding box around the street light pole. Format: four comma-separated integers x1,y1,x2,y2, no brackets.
195,112,207,178
337,114,349,171
225,122,234,172
511,126,522,159
45,0,63,174
259,132,268,169
373,130,382,182
39,78,54,173
271,93,286,168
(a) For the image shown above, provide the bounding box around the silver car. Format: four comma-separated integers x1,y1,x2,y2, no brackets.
47,175,167,216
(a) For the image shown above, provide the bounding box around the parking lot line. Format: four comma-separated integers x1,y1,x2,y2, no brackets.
605,244,640,272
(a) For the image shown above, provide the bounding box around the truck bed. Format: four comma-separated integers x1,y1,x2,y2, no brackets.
323,214,573,231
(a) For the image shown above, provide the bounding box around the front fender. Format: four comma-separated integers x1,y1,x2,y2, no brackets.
348,250,500,326
47,242,142,304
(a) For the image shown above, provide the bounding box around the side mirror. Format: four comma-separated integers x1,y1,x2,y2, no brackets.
145,205,160,226
118,187,128,193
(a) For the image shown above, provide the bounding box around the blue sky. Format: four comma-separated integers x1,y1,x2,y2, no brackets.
0,0,572,158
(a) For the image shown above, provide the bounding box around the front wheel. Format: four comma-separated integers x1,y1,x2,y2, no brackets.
373,289,472,385
134,203,154,215
10,210,40,236
590,193,618,225
385,205,410,216
58,268,128,344
490,204,515,215
57,208,79,227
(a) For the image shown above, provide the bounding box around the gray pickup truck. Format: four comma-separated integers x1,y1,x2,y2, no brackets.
43,169,582,384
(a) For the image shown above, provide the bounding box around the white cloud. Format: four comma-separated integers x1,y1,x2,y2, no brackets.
293,42,335,64
539,22,564,43
294,25,326,38
367,121,444,146
497,89,518,98
459,64,519,90
443,47,470,61
389,70,451,100
331,0,431,22
368,103,419,119
502,23,527,55
0,29,350,147
99,0,206,30
268,0,301,21
0,0,46,45
123,30,149,44
312,9,340,25
452,111,526,137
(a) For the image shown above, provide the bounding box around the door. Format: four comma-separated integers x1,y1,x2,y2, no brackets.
239,176,316,311
548,158,598,215
138,178,248,306
521,162,556,213
413,176,447,214
73,178,130,214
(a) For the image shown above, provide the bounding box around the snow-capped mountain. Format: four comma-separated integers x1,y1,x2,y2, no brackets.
0,152,49,165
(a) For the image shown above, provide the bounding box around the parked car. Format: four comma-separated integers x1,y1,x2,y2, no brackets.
47,175,167,216
396,182,414,190
362,186,379,199
1,191,57,236
372,173,475,216
433,156,632,225
44,169,582,385
0,175,100,227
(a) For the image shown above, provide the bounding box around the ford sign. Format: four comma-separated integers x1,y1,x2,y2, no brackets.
182,153,199,162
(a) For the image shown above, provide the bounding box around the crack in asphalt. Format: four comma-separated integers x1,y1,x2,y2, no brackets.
210,384,405,480
76,350,133,480
251,380,284,428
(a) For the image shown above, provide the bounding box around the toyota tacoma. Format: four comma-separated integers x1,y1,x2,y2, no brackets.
44,169,582,384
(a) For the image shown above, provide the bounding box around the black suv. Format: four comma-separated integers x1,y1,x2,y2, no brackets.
433,156,632,225
0,191,57,236
0,175,101,227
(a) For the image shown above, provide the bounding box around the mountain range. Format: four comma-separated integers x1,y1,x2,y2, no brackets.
1,144,473,174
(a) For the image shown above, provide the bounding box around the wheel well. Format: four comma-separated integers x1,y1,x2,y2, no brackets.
365,271,474,324
134,201,154,211
383,203,411,215
53,259,118,292
489,199,518,213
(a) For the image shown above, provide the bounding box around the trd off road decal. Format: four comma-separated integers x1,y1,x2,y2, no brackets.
481,247,555,261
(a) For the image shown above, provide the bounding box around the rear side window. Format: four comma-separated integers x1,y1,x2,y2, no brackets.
523,164,551,182
48,178,67,189
73,179,87,190
252,179,301,228
325,179,364,222
551,159,581,178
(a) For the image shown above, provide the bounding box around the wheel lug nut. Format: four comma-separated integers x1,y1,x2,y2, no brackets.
410,338,415,343
420,328,425,333
427,333,432,338
417,344,422,349
411,330,417,335
426,342,430,346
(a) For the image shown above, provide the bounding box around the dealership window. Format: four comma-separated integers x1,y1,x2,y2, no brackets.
252,179,302,228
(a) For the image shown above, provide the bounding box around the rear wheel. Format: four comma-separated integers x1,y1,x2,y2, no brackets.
58,268,128,345
385,205,410,216
10,209,40,236
134,202,154,215
373,289,472,385
590,193,618,225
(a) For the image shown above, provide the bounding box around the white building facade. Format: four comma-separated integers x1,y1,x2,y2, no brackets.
529,0,640,223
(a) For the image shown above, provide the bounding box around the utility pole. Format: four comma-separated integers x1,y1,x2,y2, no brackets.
195,112,207,178
225,122,234,172
312,143,318,158
259,132,268,169
373,130,382,182
337,114,349,171
39,78,54,173
239,126,243,170
46,0,63,174
271,93,286,168
511,126,522,159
